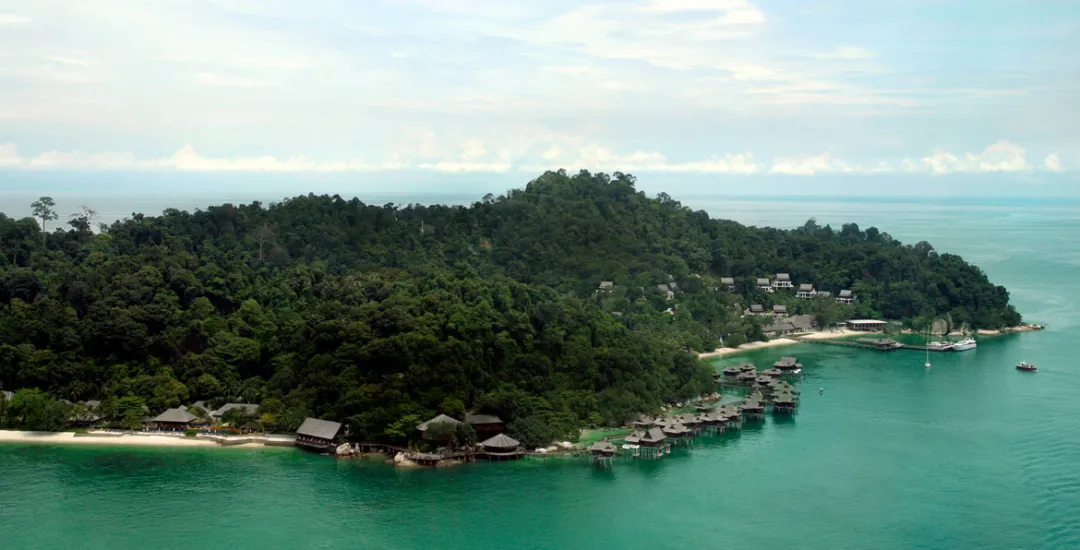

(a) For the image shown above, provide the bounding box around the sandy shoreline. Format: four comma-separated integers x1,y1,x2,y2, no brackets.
0,430,288,449
696,329,860,359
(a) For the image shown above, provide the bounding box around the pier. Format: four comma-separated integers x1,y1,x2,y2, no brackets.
796,337,955,353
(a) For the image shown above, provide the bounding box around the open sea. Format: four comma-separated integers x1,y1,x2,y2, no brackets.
1,194,1078,549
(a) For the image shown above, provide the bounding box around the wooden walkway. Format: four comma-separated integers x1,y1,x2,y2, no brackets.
796,337,953,353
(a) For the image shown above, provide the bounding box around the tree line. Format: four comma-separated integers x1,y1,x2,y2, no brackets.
0,170,1020,447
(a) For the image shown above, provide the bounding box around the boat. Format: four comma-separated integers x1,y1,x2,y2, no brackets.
952,338,977,351
924,330,932,367
927,341,953,351
1016,361,1037,372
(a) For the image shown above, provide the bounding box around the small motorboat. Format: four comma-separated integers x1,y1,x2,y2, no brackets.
1016,361,1037,372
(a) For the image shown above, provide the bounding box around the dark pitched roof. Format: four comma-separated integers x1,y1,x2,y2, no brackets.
790,315,815,331
465,413,503,425
642,427,667,443
416,414,463,431
480,433,520,449
599,281,614,289
765,322,795,333
720,277,735,284
839,289,853,297
590,441,617,453
798,283,814,291
296,417,343,440
776,273,791,281
773,304,787,313
756,278,771,285
749,304,765,313
212,403,259,417
152,408,197,424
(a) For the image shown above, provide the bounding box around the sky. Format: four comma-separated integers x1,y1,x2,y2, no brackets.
1,0,1078,198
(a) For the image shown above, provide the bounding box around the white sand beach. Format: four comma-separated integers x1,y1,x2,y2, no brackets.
0,430,288,449
696,329,860,359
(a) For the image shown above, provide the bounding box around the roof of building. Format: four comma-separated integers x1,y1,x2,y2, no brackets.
839,289,853,297
756,278,771,285
642,427,668,443
416,414,463,432
212,403,259,417
480,433,520,449
790,315,815,331
720,277,735,284
773,304,787,313
152,408,197,424
749,304,765,312
2,390,14,401
590,441,617,453
764,322,796,333
798,283,814,291
848,319,886,325
296,417,343,440
599,281,614,289
465,413,503,425
817,291,832,298
776,273,791,281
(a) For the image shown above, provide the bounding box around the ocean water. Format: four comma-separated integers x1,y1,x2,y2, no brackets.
1,196,1078,549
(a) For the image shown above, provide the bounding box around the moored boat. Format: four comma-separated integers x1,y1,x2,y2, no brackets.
1016,361,1037,372
952,338,977,351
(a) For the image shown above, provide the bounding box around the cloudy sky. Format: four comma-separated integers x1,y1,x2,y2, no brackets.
1,0,1078,195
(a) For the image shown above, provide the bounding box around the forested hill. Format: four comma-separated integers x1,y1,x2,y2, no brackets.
0,170,1019,442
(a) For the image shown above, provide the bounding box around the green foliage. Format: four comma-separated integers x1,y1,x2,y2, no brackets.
0,173,1020,437
184,429,198,437
6,389,69,431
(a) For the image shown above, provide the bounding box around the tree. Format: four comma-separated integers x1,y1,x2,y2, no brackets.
8,389,69,431
30,197,58,246
68,206,97,233
114,396,147,431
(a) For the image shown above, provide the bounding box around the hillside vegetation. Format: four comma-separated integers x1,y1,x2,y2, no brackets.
0,170,1019,444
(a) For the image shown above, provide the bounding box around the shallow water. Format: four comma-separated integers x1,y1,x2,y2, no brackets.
1,197,1077,549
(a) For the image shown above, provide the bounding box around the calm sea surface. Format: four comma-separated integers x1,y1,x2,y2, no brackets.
1,196,1078,549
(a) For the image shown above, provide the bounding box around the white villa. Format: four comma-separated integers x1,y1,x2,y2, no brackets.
772,273,793,290
837,289,855,304
795,283,817,299
597,281,614,294
757,278,773,293
657,282,678,301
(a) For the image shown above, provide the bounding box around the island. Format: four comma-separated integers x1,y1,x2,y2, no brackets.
0,169,1026,457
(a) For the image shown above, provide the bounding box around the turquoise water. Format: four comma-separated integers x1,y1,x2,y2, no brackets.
2,197,1078,549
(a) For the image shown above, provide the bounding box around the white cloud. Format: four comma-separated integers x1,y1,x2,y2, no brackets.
1044,154,1061,173
770,152,862,175
812,47,874,60
0,13,31,25
194,73,276,88
0,142,22,165
45,56,91,68
904,140,1031,175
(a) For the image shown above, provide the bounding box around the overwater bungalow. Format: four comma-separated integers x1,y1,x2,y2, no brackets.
150,408,197,431
633,415,657,429
695,403,718,413
739,400,766,419
662,423,692,446
736,371,758,383
465,412,504,438
722,365,742,377
762,368,783,378
771,393,798,415
737,363,757,372
478,433,522,461
626,427,669,459
590,441,618,468
295,417,343,453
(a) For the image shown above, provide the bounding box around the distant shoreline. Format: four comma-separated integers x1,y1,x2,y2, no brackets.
696,329,862,359
0,430,294,449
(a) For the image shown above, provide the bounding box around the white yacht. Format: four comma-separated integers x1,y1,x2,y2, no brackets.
952,337,977,351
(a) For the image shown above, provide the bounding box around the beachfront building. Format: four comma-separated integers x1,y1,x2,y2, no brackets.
848,319,887,332
211,403,259,421
795,284,817,299
790,315,816,332
70,400,103,428
590,441,618,468
720,277,736,291
756,278,773,293
763,322,795,338
772,273,793,291
747,304,766,315
465,412,504,439
150,408,197,431
478,433,522,461
597,281,614,294
837,290,855,304
416,414,463,441
295,417,343,452
773,304,788,316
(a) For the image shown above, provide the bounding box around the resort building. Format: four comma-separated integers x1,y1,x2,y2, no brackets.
465,412,504,438
70,400,103,428
795,284,817,299
478,433,522,461
748,304,766,315
416,414,463,439
757,278,773,292
597,281,614,294
848,319,887,332
837,290,855,304
773,304,788,316
720,277,735,291
657,282,678,301
150,408,197,431
763,322,795,337
772,273,794,290
790,315,816,332
589,441,618,467
295,417,343,452
211,403,259,421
